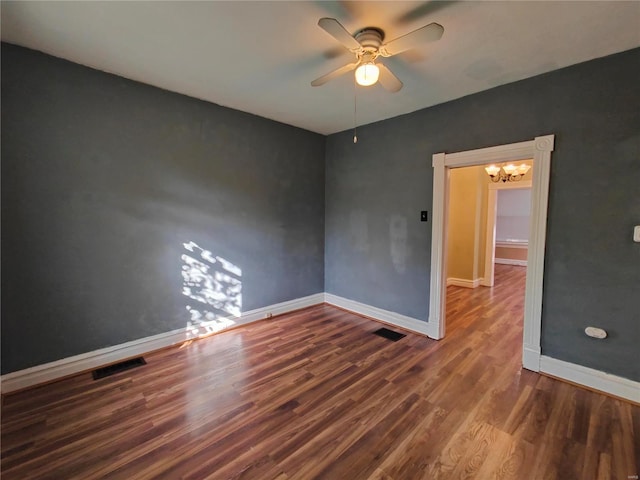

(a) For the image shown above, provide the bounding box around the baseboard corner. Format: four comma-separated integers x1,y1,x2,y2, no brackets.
539,355,640,404
446,277,482,288
325,293,434,338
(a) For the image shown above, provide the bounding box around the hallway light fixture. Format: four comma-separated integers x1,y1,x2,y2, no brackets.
485,163,531,182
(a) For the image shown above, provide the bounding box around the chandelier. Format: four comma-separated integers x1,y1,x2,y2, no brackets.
485,163,531,183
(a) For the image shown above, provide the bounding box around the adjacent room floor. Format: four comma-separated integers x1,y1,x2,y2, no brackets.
1,265,638,479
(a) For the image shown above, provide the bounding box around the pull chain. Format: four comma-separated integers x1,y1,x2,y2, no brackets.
353,76,358,144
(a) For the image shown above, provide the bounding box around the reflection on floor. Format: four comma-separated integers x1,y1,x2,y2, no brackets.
446,263,526,334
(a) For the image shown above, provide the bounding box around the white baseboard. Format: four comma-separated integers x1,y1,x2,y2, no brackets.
0,293,324,394
446,277,482,288
496,240,528,249
495,258,527,266
540,355,640,404
324,293,437,338
6,293,636,404
522,346,541,372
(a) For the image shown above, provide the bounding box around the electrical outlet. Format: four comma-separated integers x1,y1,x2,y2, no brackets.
585,326,607,339
421,211,428,222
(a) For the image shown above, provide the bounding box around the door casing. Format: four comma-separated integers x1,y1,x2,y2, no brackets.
429,135,555,371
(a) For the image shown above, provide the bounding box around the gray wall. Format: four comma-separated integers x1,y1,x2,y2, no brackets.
2,42,639,383
325,47,640,381
1,43,325,374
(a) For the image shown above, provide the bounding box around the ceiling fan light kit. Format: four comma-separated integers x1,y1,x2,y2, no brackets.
311,17,444,92
355,62,379,86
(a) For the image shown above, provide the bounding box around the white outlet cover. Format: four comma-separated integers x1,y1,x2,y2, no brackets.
585,326,607,339
634,225,640,243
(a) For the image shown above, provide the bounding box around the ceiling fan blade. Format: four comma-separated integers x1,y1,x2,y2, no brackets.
311,62,359,87
381,23,444,56
318,17,361,51
377,63,403,92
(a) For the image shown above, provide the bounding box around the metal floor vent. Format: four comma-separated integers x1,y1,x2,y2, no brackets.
373,327,406,342
92,357,147,380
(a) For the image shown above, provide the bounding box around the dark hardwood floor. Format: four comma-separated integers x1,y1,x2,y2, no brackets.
2,265,638,479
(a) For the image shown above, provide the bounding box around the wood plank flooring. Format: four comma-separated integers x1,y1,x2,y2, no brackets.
2,265,638,479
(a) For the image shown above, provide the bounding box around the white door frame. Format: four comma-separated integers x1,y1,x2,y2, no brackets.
483,180,532,287
429,135,555,371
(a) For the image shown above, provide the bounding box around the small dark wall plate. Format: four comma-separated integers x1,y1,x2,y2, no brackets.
92,357,147,380
373,327,406,342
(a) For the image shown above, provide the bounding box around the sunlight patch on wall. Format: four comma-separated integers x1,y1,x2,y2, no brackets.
181,241,242,339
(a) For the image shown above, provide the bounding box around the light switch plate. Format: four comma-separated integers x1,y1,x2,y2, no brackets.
634,225,640,243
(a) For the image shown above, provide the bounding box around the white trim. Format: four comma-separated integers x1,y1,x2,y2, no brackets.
540,355,640,404
325,293,438,339
523,346,541,371
495,258,528,267
429,153,448,339
0,293,324,394
496,240,528,249
483,188,497,287
446,277,482,288
6,289,637,403
522,135,554,371
439,140,535,167
430,135,554,373
488,180,532,191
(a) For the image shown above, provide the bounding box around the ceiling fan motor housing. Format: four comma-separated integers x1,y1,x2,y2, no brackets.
355,28,384,51
313,17,441,92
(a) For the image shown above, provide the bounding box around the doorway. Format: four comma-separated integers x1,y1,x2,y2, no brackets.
428,135,555,372
444,165,531,343
483,179,532,287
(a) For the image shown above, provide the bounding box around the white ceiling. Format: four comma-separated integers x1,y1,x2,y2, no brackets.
2,1,639,135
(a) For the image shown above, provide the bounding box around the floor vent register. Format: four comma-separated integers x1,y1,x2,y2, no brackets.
92,357,147,380
372,327,406,342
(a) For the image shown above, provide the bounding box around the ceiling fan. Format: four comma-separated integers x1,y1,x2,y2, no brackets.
311,17,444,92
